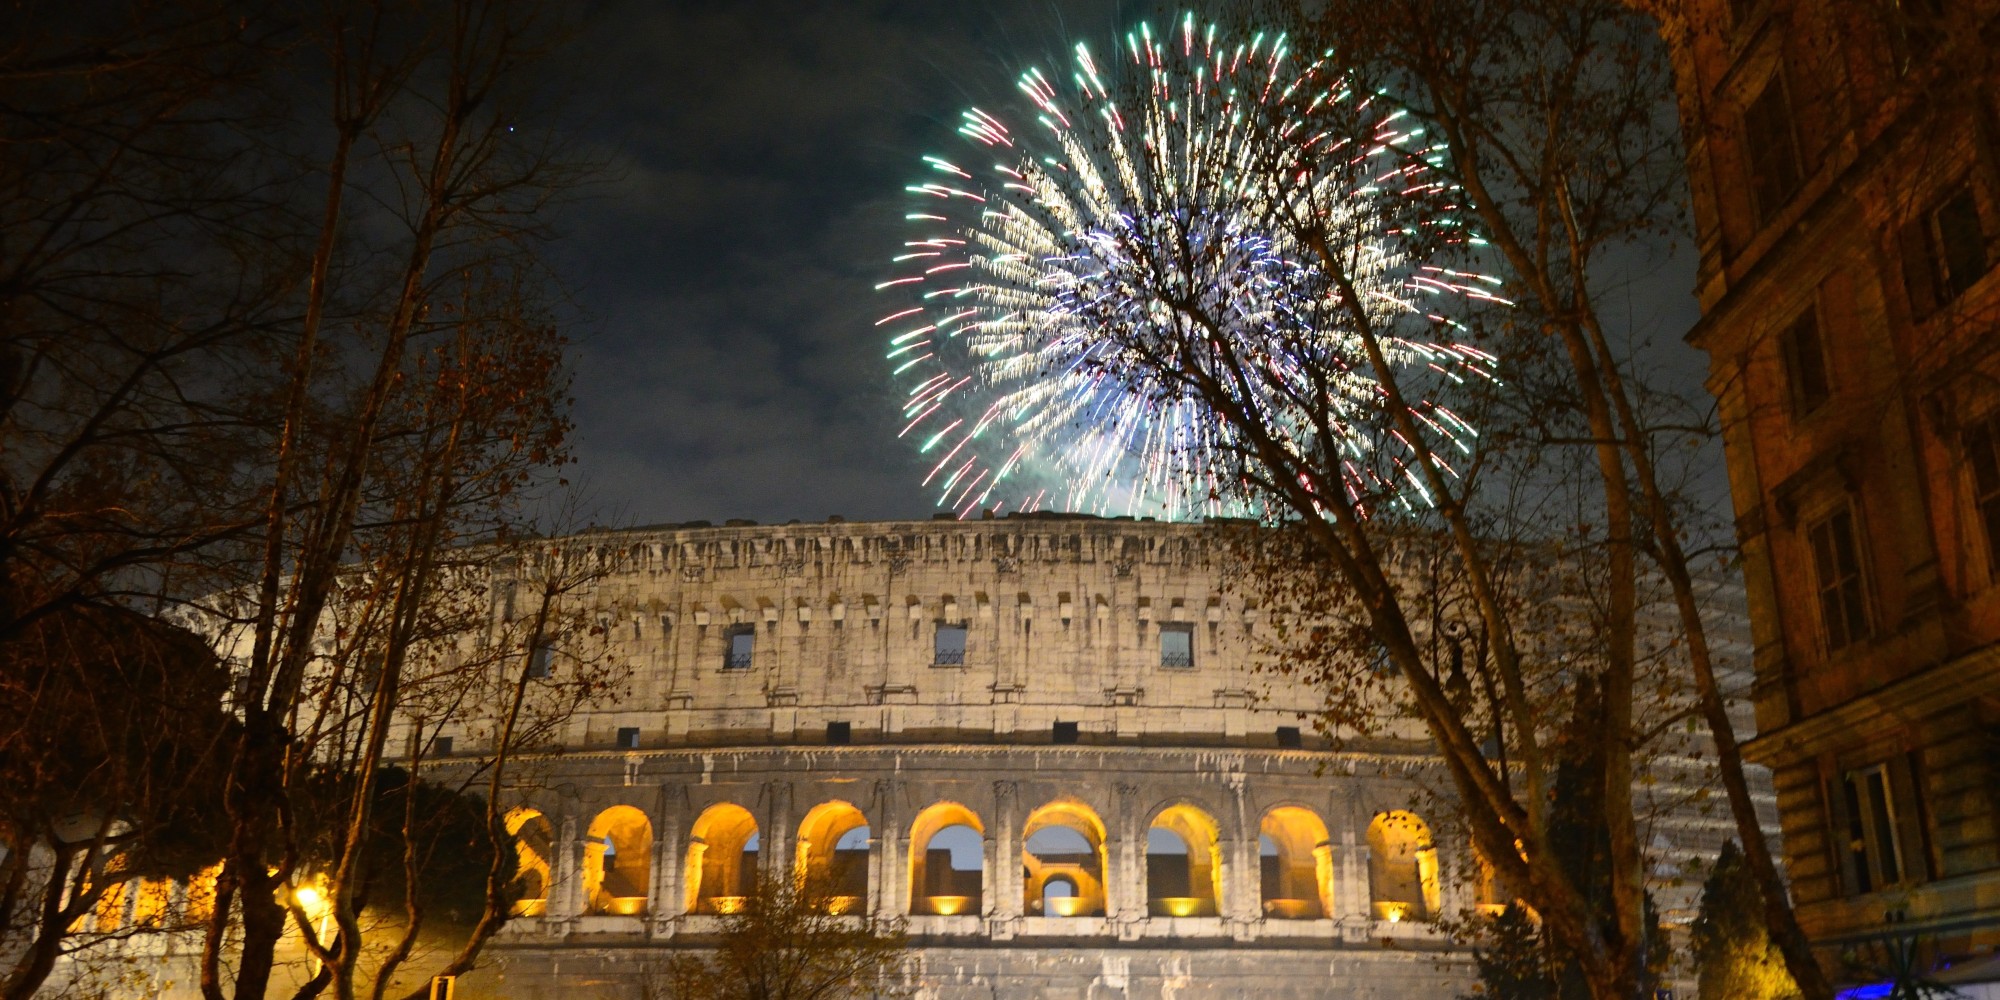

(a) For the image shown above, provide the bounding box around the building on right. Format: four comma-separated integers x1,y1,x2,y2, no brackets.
1659,0,2000,992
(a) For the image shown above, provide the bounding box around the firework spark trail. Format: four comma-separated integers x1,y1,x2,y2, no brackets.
879,19,1501,521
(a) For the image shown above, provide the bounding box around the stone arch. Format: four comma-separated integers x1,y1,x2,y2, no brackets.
583,805,653,916
796,800,869,913
1146,803,1223,917
1366,809,1440,922
505,807,555,916
1022,799,1107,918
908,801,984,916
1258,806,1332,919
686,802,759,914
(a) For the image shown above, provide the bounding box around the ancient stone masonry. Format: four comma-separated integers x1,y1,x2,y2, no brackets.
71,516,1768,999
453,517,1473,999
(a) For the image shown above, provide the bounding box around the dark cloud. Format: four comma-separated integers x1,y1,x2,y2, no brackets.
550,0,1136,525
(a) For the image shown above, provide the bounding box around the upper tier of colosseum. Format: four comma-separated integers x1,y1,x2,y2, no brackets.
504,513,1425,754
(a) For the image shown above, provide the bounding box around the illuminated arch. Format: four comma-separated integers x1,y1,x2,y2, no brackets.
1023,799,1107,918
1366,810,1440,922
1259,806,1332,919
686,803,759,914
796,800,870,914
583,805,653,916
907,801,984,916
505,807,555,916
1146,804,1222,917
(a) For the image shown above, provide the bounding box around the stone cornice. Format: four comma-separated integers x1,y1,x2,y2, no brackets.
1741,641,2000,764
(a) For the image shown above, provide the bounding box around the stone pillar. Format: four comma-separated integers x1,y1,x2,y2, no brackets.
871,778,902,921
762,780,794,879
551,814,582,922
1225,768,1259,928
1112,782,1143,931
991,780,1021,937
651,802,683,934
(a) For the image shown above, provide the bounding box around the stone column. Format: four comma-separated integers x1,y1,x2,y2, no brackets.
1112,782,1143,932
990,780,1021,937
1225,768,1259,928
761,780,794,879
651,801,684,934
551,814,581,922
871,778,902,921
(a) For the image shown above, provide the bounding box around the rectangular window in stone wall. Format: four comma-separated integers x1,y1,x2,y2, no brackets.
1780,304,1830,416
616,727,640,750
1160,624,1195,668
1968,413,2000,573
1806,502,1871,653
934,622,967,666
724,625,755,669
1743,71,1803,227
1903,183,1992,320
1842,763,1905,894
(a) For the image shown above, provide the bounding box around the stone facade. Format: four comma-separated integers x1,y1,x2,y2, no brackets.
67,515,1766,998
455,516,1473,999
1661,0,2000,991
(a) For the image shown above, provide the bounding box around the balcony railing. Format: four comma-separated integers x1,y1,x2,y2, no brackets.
1160,650,1194,668
932,648,965,667
724,650,754,669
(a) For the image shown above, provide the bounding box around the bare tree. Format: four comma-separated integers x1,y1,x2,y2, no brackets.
637,867,912,1000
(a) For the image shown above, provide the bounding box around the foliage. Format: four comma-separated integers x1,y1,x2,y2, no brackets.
290,768,516,928
1691,841,1801,1000
0,606,237,998
639,869,911,1000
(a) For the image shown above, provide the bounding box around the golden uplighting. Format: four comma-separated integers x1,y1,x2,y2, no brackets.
926,894,972,916
823,895,862,915
1047,896,1090,918
1478,903,1508,918
1375,902,1410,923
710,895,747,915
606,896,646,916
1156,897,1201,918
510,899,548,917
1263,898,1315,920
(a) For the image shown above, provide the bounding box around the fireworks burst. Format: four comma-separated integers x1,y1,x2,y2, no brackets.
880,16,1505,521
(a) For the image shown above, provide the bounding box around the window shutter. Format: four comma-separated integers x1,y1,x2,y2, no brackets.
1901,217,1940,321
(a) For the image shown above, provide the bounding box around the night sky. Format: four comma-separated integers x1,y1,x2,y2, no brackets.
550,0,1707,529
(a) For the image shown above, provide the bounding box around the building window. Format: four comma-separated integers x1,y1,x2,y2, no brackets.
724,626,755,669
1806,503,1871,652
1159,624,1195,668
826,721,852,745
1275,726,1302,749
435,736,453,756
1743,72,1803,226
934,622,967,666
616,727,640,750
1843,764,1905,893
526,644,552,679
1780,305,1830,415
1052,721,1079,745
1968,413,2000,571
1904,183,1993,319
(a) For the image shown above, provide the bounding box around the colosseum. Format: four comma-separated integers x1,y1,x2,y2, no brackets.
429,514,1759,1000
65,514,1759,999
460,514,1477,998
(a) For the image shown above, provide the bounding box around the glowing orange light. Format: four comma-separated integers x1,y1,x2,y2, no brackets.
926,894,972,916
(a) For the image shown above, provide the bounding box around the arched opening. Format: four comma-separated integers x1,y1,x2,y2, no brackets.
1366,810,1440,923
907,802,983,916
1146,804,1222,917
686,803,758,914
505,807,555,916
583,805,653,916
1041,874,1079,914
796,801,869,914
1023,800,1107,918
1259,806,1332,919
